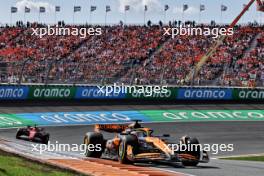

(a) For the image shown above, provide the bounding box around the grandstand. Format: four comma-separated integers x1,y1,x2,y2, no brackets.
0,1,263,87
0,23,263,87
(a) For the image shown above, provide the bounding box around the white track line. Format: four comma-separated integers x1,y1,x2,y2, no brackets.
217,153,264,159
155,168,196,176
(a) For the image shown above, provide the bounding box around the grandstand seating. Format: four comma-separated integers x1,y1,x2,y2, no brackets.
0,24,263,87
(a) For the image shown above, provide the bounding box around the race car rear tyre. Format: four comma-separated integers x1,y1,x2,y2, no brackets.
181,137,200,167
42,135,50,145
84,132,104,158
182,159,199,166
118,135,138,164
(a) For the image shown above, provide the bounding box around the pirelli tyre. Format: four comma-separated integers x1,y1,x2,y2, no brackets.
16,128,28,139
84,132,104,158
180,136,201,166
16,129,23,139
42,134,50,145
118,135,139,164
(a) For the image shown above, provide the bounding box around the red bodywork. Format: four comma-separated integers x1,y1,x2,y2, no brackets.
16,126,50,144
28,128,37,140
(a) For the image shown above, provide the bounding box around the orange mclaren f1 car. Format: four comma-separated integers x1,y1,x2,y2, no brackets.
83,120,209,166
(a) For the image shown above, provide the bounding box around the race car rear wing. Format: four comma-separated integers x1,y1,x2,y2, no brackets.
95,124,129,133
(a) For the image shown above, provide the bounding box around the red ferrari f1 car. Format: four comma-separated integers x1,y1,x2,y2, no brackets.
16,125,50,144
83,120,209,166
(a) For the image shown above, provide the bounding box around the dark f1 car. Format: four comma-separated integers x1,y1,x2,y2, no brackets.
83,120,209,166
16,125,50,144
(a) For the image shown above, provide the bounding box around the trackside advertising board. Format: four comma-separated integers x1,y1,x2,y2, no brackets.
0,85,262,101
1,110,264,128
140,110,264,122
75,86,126,99
126,87,177,100
0,86,28,100
28,86,76,99
177,88,232,100
233,89,264,100
0,114,34,128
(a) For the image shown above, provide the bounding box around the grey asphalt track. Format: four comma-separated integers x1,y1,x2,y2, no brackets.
0,104,263,113
0,104,264,176
1,121,264,157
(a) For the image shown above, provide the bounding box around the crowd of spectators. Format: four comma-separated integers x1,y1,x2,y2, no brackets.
0,24,85,83
124,25,262,86
219,28,263,87
50,25,165,84
0,23,262,87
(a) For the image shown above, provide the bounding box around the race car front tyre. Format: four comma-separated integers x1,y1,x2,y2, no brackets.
16,130,22,139
118,135,138,164
84,132,104,158
181,137,200,166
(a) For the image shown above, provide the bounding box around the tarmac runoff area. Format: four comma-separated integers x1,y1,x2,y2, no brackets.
0,104,264,176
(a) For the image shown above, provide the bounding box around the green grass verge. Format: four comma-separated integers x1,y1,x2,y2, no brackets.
0,150,85,176
221,155,264,162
